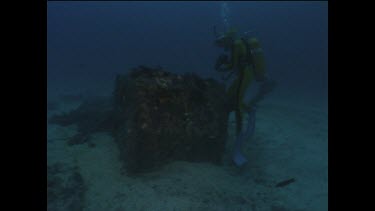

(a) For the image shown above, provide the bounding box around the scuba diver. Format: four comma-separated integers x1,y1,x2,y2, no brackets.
214,27,276,167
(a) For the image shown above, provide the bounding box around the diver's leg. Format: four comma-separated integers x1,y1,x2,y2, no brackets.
241,67,257,114
238,66,254,109
232,66,255,166
235,108,242,136
235,66,253,135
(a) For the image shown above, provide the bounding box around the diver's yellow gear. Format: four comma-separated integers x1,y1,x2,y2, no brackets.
221,38,266,81
221,39,246,71
221,27,237,40
227,65,255,135
226,65,254,110
215,30,266,135
225,27,237,38
220,38,254,135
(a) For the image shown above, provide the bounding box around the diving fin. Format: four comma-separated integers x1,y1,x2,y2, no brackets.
232,106,256,167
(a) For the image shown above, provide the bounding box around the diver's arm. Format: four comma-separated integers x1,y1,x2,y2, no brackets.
222,40,241,70
215,55,231,72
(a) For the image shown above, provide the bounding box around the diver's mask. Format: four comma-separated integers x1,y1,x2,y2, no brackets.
214,26,237,50
215,35,233,49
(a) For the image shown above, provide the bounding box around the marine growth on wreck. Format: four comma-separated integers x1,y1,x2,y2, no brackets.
50,66,231,174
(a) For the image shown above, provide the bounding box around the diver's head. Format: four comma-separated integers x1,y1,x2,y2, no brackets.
215,35,233,50
248,37,261,49
214,27,237,50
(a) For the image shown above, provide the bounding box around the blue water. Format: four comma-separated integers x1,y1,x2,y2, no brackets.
47,2,328,211
48,1,327,100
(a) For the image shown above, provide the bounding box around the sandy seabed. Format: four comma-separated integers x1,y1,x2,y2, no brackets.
47,94,328,211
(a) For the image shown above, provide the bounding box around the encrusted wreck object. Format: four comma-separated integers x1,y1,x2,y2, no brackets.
49,66,230,174
113,66,230,173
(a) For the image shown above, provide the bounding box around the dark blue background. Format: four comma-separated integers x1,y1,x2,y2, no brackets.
47,1,327,101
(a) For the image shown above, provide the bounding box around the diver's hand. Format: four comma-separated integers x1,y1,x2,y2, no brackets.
215,54,229,71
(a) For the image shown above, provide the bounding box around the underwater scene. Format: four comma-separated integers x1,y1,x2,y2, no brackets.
47,1,328,211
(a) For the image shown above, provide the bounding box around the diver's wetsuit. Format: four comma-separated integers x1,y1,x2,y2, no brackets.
226,39,254,136
235,65,245,135
215,34,269,166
